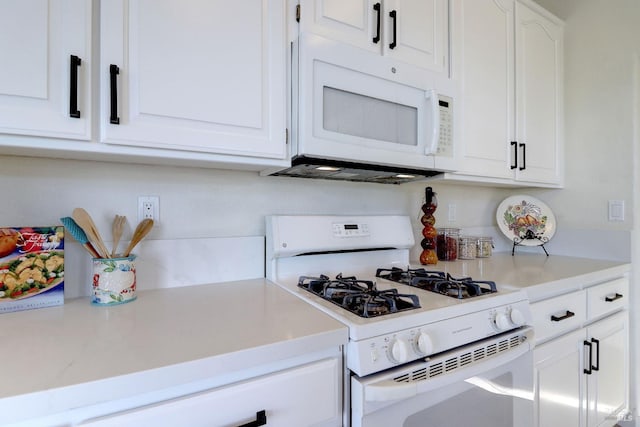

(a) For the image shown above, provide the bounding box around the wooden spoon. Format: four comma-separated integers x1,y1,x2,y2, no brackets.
123,218,154,257
111,215,126,257
72,208,111,259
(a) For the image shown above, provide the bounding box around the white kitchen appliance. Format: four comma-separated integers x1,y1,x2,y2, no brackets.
263,33,455,184
266,215,534,427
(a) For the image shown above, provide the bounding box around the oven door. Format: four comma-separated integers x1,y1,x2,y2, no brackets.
351,328,534,427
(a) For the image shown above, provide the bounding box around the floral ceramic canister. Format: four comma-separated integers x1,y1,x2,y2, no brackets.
91,255,136,305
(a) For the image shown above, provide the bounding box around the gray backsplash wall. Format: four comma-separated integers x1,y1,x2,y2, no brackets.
0,155,630,264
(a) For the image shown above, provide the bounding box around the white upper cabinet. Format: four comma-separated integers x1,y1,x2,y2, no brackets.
299,0,449,73
100,0,287,160
449,0,514,180
514,1,563,184
0,0,91,140
446,0,563,187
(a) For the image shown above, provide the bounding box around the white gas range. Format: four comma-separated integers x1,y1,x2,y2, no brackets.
266,215,535,427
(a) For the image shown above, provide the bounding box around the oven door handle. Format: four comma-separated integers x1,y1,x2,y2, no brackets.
364,340,532,402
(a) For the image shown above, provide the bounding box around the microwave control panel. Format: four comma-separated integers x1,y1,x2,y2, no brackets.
437,95,453,157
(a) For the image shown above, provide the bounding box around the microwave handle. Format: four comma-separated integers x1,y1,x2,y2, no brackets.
426,89,440,155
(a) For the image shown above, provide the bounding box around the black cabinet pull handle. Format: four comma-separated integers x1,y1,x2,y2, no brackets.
584,340,593,374
109,64,120,125
551,310,575,322
389,10,397,49
591,338,600,371
605,293,623,302
372,3,381,43
238,410,267,427
510,141,518,169
519,142,526,170
69,55,81,118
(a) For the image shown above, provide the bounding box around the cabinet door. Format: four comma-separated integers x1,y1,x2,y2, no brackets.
450,0,514,179
299,0,377,53
100,0,287,159
586,312,628,427
0,0,91,140
534,328,586,427
383,0,449,73
514,1,563,184
299,0,448,72
80,358,341,427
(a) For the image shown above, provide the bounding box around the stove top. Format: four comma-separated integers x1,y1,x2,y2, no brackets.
298,273,420,318
376,267,498,299
266,215,532,377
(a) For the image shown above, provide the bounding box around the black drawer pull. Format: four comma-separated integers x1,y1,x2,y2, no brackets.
510,141,518,169
605,293,623,302
551,310,575,322
583,340,593,374
519,142,526,170
389,10,397,49
69,55,81,118
591,338,600,371
372,3,381,43
238,410,267,427
109,64,120,124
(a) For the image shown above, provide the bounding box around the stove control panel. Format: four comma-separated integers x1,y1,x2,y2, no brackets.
346,299,532,377
332,222,370,238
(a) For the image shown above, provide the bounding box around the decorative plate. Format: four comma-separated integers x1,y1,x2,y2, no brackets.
496,195,556,246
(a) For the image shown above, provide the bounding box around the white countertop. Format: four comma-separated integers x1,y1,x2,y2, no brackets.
417,253,630,302
0,279,348,425
0,254,630,425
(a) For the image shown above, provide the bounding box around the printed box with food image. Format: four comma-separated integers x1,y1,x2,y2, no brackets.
0,226,64,313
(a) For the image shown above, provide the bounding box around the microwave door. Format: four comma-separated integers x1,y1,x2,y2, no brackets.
296,35,438,171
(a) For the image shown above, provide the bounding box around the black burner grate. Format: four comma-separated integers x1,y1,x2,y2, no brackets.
376,267,497,299
297,273,420,318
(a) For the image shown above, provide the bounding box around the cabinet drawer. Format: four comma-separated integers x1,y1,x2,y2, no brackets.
531,290,587,343
80,358,341,427
587,277,628,321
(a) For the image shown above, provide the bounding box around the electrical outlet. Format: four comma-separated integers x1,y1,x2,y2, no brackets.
138,196,159,223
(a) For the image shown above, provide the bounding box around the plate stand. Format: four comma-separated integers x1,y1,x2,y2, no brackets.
511,230,549,256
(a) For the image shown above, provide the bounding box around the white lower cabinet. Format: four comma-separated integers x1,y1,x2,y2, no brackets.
534,328,584,426
585,313,628,427
79,358,342,427
532,278,629,427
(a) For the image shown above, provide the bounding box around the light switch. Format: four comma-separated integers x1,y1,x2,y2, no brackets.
608,200,625,222
448,204,457,222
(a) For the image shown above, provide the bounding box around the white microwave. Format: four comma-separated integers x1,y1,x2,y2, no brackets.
267,33,455,184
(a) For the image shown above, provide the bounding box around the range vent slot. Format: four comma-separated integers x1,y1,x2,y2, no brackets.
392,331,525,385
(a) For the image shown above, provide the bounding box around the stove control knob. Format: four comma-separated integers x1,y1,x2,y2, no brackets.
493,311,512,331
510,308,526,327
388,338,409,364
415,332,434,355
